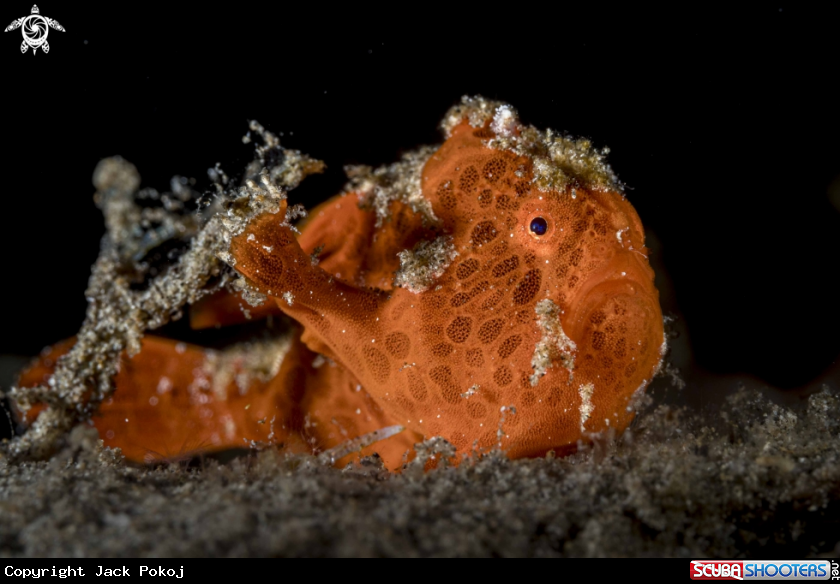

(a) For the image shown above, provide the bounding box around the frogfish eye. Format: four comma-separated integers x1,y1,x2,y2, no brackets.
530,217,548,236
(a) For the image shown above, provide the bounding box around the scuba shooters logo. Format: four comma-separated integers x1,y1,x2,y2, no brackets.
690,560,839,580
4,5,65,54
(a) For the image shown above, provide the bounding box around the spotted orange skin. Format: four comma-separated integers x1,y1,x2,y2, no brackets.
18,119,664,469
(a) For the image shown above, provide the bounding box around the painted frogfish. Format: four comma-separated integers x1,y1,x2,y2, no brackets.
16,97,665,469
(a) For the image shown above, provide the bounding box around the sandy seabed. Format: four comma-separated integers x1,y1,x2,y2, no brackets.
1,383,839,558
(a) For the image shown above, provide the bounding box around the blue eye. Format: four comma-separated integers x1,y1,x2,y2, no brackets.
530,217,548,236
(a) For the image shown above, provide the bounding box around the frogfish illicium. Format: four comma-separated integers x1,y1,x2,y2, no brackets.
17,96,665,469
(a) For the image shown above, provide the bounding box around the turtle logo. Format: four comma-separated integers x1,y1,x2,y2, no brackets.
5,5,64,54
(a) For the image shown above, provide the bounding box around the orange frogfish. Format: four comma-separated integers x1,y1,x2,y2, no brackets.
17,97,665,469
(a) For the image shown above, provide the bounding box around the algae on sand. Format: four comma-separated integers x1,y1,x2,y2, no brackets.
1,124,323,462
2,387,840,557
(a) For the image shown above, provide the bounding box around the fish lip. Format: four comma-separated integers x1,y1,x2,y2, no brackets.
559,260,652,335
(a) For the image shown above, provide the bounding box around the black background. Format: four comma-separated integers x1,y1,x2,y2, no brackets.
1,5,838,398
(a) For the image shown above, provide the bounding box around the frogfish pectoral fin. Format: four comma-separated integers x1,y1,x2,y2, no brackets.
229,211,389,364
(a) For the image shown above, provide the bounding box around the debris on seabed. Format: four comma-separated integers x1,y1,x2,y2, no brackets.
2,387,840,557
